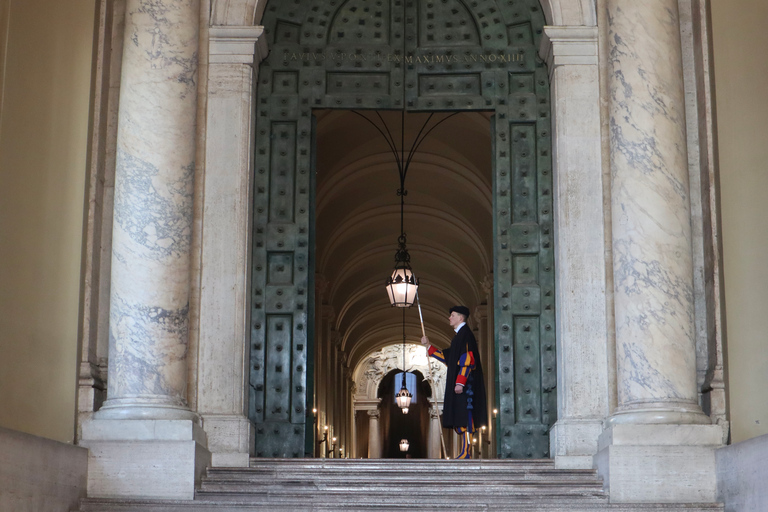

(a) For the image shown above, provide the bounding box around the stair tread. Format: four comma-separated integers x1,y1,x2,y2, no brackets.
74,460,724,511
77,497,725,512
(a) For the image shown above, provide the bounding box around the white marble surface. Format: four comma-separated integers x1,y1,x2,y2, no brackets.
716,434,768,512
80,419,210,500
606,0,704,420
0,427,87,512
81,418,207,443
102,0,200,418
202,414,254,467
596,424,720,503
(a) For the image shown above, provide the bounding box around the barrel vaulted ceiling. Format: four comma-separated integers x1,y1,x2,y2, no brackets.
314,110,493,369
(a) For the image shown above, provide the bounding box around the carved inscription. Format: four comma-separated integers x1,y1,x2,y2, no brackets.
282,51,525,65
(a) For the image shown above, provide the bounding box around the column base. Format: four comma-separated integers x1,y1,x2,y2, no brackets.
550,418,603,469
608,403,712,425
80,419,210,500
95,398,200,422
202,414,255,467
595,423,722,503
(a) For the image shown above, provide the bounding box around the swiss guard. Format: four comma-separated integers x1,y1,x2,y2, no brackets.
421,305,488,459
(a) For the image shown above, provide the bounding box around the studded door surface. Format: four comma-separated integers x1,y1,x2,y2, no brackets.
253,0,554,458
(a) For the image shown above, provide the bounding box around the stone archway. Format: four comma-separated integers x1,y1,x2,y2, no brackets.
198,0,611,467
352,343,446,458
74,0,730,502
209,0,597,27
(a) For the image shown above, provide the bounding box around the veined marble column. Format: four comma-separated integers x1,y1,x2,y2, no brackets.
596,1,720,503
367,409,381,459
606,0,708,426
99,0,200,420
80,0,210,500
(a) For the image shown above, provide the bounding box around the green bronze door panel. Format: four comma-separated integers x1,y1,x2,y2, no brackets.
250,88,315,457
253,0,404,458
493,61,557,458
253,0,555,459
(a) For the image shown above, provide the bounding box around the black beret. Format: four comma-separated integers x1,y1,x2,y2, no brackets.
449,305,470,318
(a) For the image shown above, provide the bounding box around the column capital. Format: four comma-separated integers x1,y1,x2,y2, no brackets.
539,25,598,79
209,25,268,65
367,409,380,420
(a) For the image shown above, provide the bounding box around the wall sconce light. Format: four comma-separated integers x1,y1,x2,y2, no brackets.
318,425,328,446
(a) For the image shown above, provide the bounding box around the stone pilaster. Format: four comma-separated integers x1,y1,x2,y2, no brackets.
80,0,209,500
197,25,267,468
596,1,720,502
539,25,609,470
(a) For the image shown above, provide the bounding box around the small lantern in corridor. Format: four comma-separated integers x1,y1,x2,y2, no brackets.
400,439,409,452
396,384,412,414
385,235,419,307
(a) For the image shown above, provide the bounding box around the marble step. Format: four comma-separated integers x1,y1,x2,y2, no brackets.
200,459,605,497
199,482,606,498
234,459,604,483
76,498,725,512
205,461,603,485
74,460,724,511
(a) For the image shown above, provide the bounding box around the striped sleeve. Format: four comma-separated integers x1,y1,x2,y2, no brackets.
427,345,446,364
455,350,475,386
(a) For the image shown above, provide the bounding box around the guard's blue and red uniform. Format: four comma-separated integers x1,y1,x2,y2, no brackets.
427,323,487,459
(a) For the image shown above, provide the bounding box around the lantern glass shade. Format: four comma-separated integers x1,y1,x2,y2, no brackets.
400,439,409,452
386,266,418,307
395,385,412,411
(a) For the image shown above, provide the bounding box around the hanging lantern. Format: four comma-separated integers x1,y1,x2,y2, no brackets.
395,384,412,413
349,110,457,309
395,366,412,414
400,439,410,452
385,235,418,307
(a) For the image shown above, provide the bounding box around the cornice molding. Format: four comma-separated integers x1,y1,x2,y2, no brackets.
539,25,598,79
209,25,268,65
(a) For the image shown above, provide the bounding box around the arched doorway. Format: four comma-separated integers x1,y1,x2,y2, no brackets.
378,369,431,458
248,0,556,460
352,343,447,458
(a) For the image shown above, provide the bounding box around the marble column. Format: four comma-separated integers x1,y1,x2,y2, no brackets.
197,25,267,468
367,409,381,459
80,0,210,500
606,0,707,427
99,0,199,421
427,402,442,459
539,25,610,470
595,1,720,503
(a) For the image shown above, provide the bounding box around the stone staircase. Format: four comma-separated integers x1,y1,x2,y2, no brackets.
76,459,724,511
